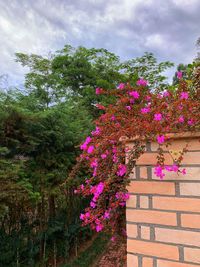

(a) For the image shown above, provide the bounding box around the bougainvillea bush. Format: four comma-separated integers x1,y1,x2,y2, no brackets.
72,67,200,237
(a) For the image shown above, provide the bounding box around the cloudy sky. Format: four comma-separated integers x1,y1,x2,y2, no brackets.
0,0,199,87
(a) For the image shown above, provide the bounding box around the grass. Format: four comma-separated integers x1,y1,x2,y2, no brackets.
62,233,110,267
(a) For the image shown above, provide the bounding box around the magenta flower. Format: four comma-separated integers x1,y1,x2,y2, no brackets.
111,115,116,121
118,83,125,90
154,113,162,121
90,201,96,208
129,91,140,99
163,91,170,97
80,213,85,220
180,92,189,100
117,164,127,176
157,135,165,144
90,158,98,168
96,224,103,232
141,107,150,114
178,116,184,123
188,119,194,126
96,182,104,195
130,98,135,104
101,153,107,159
154,165,165,180
95,87,102,95
136,78,148,86
87,145,94,154
104,211,110,219
91,126,101,136
177,71,182,79
126,105,131,110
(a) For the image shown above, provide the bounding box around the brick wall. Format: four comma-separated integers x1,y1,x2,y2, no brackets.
126,133,200,267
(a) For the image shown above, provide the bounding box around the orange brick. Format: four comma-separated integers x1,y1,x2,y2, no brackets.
140,196,149,208
126,195,137,208
141,226,150,240
155,228,200,247
140,167,148,179
184,247,200,264
142,257,153,267
127,239,179,260
181,214,200,229
127,253,138,267
181,152,200,164
128,181,175,195
152,167,200,181
153,196,200,212
151,139,200,152
157,259,198,267
180,183,200,196
137,152,173,165
126,210,177,226
126,224,137,238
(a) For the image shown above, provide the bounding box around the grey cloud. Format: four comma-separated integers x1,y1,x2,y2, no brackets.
0,0,199,86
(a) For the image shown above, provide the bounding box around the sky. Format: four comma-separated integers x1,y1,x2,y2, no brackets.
0,0,200,88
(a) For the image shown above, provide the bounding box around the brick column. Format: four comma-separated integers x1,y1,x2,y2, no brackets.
126,133,200,267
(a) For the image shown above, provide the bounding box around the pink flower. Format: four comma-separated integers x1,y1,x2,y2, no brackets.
104,211,110,219
136,78,148,86
130,98,135,104
129,91,140,99
145,95,151,101
157,135,165,144
80,136,91,150
126,105,131,110
163,91,170,97
141,107,150,114
90,158,98,168
96,224,103,232
91,126,101,136
87,145,94,154
80,214,85,220
180,92,189,100
96,182,104,195
90,201,96,208
95,87,102,95
178,116,184,123
188,119,194,126
154,113,162,121
154,165,165,180
118,83,125,90
177,71,182,79
111,236,116,242
117,164,127,176
111,115,116,121
101,153,107,159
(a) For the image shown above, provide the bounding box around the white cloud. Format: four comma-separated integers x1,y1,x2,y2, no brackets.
0,0,199,86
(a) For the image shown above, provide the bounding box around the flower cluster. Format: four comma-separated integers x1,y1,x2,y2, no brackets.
72,73,200,236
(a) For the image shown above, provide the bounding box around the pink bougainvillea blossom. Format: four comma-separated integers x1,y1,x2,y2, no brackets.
178,116,184,123
87,145,95,154
136,78,148,86
126,105,131,110
154,113,162,121
117,164,127,176
96,224,103,232
91,126,101,136
177,71,183,79
95,87,102,95
141,107,150,114
101,153,107,159
129,90,140,99
180,92,189,100
118,83,125,90
157,135,165,144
